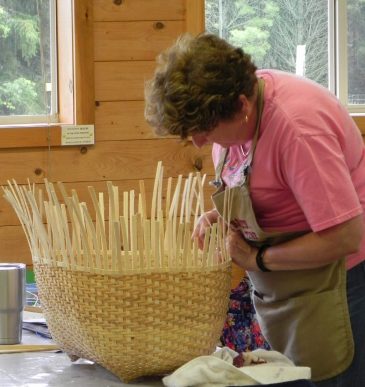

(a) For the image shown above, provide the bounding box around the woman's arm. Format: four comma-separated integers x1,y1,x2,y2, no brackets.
226,214,364,271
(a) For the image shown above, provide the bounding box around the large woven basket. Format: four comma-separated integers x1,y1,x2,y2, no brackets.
4,163,232,382
33,263,231,381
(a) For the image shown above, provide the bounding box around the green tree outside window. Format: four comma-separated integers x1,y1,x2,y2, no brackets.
0,0,51,116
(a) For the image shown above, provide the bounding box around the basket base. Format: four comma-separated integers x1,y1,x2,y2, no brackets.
67,353,80,362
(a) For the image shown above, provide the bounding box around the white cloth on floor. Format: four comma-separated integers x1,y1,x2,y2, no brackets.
162,347,311,387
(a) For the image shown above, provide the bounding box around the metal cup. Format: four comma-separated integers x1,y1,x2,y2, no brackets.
0,263,26,344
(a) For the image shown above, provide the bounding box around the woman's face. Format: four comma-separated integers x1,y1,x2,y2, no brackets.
190,94,254,148
191,111,251,149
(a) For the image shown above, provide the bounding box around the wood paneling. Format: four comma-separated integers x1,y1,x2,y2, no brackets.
95,61,155,101
0,115,363,151
93,0,185,22
0,226,31,264
57,0,95,125
57,0,74,123
74,0,95,124
94,21,184,61
185,0,205,36
0,140,212,184
0,126,61,149
95,101,156,140
1,113,363,150
354,116,365,135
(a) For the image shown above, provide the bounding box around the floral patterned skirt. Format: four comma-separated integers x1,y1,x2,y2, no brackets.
220,276,270,352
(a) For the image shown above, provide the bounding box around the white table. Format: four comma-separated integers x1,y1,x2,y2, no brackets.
0,330,164,387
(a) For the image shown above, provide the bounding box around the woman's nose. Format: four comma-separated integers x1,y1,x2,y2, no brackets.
191,133,208,148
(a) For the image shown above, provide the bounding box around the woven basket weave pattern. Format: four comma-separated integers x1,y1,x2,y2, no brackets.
34,262,231,381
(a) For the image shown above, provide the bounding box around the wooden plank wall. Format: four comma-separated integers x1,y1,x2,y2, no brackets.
0,0,217,268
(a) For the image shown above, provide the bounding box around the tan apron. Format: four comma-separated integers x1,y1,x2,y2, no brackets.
211,79,354,381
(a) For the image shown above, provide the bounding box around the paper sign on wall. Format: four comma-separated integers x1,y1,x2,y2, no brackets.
61,125,95,146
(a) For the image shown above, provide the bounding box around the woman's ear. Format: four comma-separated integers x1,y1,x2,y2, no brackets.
238,94,250,114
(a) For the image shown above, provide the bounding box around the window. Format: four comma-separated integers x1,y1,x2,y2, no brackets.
205,0,365,113
0,0,57,125
0,0,94,149
337,0,365,112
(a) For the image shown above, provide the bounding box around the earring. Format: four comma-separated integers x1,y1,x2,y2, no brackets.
244,114,248,123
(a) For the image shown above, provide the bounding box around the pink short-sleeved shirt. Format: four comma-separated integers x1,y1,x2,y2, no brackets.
212,70,365,269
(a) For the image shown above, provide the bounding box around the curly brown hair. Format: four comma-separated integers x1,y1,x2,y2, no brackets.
144,33,257,139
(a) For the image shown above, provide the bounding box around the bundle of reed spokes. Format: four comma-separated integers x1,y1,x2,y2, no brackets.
3,162,232,382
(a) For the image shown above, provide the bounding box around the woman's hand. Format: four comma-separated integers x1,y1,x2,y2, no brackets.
226,228,258,271
192,209,219,249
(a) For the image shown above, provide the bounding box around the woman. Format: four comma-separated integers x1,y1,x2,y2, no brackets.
144,33,365,386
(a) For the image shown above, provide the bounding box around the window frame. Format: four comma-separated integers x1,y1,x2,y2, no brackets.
334,0,365,113
334,0,349,107
0,0,94,149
